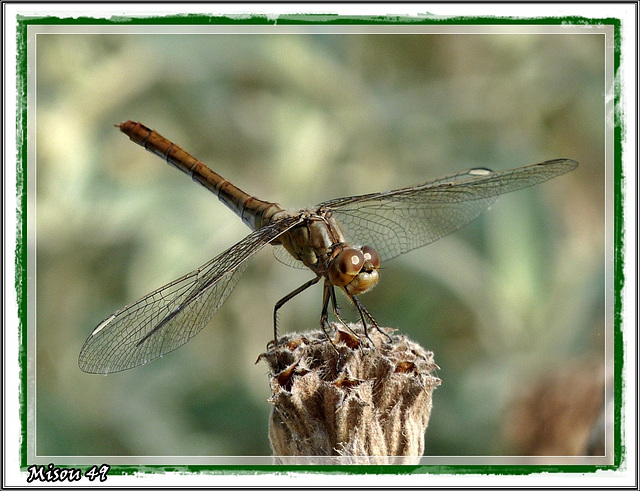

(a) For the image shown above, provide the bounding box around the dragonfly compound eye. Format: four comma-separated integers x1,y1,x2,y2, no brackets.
328,247,381,295
361,245,380,269
328,248,365,287
337,249,365,276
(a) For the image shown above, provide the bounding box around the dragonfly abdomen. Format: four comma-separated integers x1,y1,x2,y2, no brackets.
118,120,284,230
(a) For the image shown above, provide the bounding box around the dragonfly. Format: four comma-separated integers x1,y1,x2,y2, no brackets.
78,120,577,374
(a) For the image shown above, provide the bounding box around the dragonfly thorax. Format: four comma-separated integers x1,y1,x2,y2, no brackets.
276,209,346,268
275,209,380,294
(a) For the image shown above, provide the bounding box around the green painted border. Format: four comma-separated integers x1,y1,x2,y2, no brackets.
612,13,625,473
16,15,29,471
17,13,624,26
15,12,624,478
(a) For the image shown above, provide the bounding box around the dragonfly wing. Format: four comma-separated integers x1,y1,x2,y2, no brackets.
78,215,302,374
321,159,577,262
272,244,307,269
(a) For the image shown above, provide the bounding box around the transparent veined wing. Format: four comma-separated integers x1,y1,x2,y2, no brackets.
78,214,302,374
319,159,577,262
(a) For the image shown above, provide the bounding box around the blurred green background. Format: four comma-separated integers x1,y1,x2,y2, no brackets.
33,28,606,458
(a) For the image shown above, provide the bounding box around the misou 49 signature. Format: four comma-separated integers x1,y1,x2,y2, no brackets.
78,121,577,374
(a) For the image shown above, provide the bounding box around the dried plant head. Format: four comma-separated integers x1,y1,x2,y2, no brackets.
259,323,441,465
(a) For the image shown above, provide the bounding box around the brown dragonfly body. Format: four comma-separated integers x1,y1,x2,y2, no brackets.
78,121,577,374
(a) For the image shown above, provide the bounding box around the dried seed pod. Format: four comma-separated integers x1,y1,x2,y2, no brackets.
259,323,441,465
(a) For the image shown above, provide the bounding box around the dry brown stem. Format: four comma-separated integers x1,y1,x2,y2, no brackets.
258,322,441,465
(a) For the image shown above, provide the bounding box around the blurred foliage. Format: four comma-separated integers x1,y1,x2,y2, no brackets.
32,28,606,459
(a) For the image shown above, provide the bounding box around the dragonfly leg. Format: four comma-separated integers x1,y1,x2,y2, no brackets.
329,285,363,342
320,281,345,372
272,275,322,346
319,282,341,353
348,293,393,344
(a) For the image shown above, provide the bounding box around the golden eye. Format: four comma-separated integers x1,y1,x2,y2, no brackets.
361,245,380,269
337,249,365,276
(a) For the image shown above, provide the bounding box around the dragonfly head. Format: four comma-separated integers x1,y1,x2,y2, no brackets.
328,245,380,295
